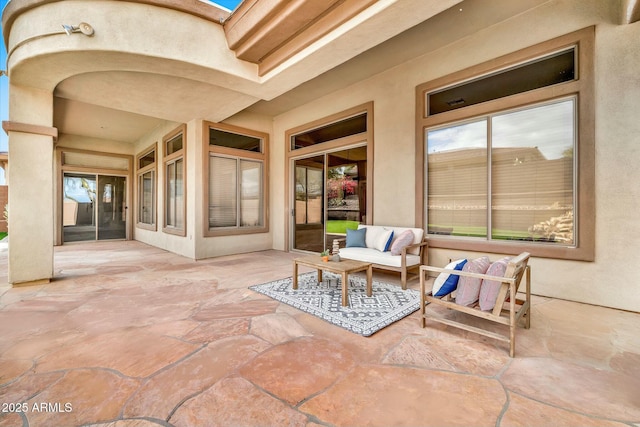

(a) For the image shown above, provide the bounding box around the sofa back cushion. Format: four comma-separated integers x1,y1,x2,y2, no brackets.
362,226,392,251
359,225,424,255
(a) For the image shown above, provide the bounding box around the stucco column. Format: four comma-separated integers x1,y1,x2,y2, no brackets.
3,84,56,285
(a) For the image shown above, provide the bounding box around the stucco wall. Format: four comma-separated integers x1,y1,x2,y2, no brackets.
131,114,275,260
270,0,640,312
0,185,7,233
195,112,275,260
131,121,197,259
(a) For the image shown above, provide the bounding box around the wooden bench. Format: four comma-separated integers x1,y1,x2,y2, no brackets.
419,252,531,357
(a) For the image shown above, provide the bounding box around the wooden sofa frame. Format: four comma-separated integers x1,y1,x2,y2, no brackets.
419,252,531,357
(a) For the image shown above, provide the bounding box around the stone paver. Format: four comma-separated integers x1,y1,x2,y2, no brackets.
123,335,270,420
299,365,506,427
25,369,139,426
501,392,630,427
170,376,309,427
501,358,640,421
383,335,511,376
0,241,638,427
36,329,200,378
240,337,357,405
249,312,313,344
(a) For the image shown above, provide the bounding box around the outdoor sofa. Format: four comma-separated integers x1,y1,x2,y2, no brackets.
337,224,428,289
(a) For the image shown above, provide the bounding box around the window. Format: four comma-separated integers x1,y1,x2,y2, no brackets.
291,113,367,150
428,49,575,115
163,126,186,235
136,145,156,230
204,122,268,236
427,98,575,243
416,27,594,260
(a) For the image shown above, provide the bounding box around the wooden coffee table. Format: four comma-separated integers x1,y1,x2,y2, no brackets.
293,255,373,307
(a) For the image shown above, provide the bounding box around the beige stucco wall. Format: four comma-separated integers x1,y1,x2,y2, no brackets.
131,114,275,260
6,84,54,284
194,111,274,260
271,0,640,312
5,0,638,310
57,134,134,156
131,120,196,259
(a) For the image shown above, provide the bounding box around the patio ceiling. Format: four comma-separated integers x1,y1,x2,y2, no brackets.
2,0,466,143
2,0,560,144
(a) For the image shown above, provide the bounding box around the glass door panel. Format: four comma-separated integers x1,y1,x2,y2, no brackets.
97,175,127,240
293,155,325,252
63,173,97,242
63,173,127,243
292,146,367,253
326,148,366,248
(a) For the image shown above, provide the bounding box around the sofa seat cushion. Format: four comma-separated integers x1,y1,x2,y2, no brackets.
339,247,421,268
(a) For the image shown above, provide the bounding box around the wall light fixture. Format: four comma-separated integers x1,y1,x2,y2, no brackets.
62,22,95,36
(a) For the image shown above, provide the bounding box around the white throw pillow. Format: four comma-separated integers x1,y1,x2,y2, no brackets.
374,229,394,252
432,259,467,296
364,226,382,249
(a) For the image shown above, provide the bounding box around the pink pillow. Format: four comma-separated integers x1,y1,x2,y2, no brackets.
455,256,491,306
390,230,414,255
478,257,512,311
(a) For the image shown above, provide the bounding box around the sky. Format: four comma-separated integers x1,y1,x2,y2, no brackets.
427,98,575,160
0,0,242,183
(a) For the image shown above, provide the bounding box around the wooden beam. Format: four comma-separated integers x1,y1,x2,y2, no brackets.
621,0,640,24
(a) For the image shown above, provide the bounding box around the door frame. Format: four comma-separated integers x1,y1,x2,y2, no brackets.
55,147,133,245
284,102,374,252
290,143,368,253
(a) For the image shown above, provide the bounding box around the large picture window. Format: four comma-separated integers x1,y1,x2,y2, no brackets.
136,144,156,230
204,122,268,236
427,98,575,244
416,27,594,260
163,126,186,235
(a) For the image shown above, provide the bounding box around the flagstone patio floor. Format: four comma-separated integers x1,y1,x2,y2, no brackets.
0,241,639,427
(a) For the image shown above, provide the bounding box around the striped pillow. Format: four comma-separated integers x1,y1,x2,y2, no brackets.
455,256,491,307
478,257,512,311
390,230,415,255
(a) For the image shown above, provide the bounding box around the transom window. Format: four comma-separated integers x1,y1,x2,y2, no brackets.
210,128,262,152
428,48,575,115
291,113,367,150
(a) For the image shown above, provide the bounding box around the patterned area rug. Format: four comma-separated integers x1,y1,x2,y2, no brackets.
250,271,420,336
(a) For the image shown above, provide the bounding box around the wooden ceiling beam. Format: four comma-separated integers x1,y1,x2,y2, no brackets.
621,0,640,24
223,0,377,75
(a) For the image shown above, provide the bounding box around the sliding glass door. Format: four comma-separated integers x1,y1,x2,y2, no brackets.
292,146,367,253
294,155,325,252
97,175,127,240
63,173,127,242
